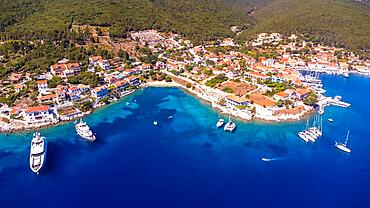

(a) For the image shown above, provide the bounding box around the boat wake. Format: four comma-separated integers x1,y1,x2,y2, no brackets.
261,157,287,162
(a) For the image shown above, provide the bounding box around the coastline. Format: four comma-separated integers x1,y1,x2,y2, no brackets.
144,81,313,124
1,81,315,134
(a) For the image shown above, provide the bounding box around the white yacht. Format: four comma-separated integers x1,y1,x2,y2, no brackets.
224,115,236,132
75,119,96,142
216,118,225,128
153,120,158,126
335,130,351,153
29,132,47,174
328,118,334,122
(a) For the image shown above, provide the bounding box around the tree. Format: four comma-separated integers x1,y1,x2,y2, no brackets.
304,92,318,105
49,76,63,88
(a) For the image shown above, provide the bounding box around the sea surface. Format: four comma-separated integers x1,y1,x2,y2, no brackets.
0,75,370,208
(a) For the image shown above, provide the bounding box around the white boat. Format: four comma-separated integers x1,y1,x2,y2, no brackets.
224,115,236,132
335,130,351,153
328,118,334,122
153,120,158,126
298,132,309,142
216,118,225,128
29,132,47,174
75,119,96,142
343,73,349,78
168,115,173,119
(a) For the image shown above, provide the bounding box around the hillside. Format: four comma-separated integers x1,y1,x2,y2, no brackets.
0,0,369,51
0,0,250,43
237,0,370,50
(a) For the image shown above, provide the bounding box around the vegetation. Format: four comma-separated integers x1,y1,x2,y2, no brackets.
0,0,250,44
237,0,370,51
304,92,318,105
205,74,228,88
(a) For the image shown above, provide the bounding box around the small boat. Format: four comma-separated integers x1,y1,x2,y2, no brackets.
328,118,334,122
75,119,96,142
29,132,47,174
343,73,349,78
168,115,173,119
153,120,158,126
224,115,236,132
216,118,225,128
126,102,130,105
335,130,351,153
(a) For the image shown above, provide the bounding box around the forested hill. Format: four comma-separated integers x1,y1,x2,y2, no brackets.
237,0,370,51
0,0,369,51
0,0,249,43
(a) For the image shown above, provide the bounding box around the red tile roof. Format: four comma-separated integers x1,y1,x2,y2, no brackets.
25,105,49,113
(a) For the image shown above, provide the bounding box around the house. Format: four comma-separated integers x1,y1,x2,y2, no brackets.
245,71,270,81
9,73,23,82
68,86,80,102
89,56,103,65
50,63,80,78
97,59,110,70
55,86,67,103
14,84,25,93
113,80,129,92
38,94,57,103
91,86,108,100
125,76,140,86
23,105,56,124
225,95,249,107
273,91,289,101
37,80,49,94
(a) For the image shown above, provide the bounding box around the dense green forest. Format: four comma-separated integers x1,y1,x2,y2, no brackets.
0,0,249,43
0,0,369,50
237,0,370,50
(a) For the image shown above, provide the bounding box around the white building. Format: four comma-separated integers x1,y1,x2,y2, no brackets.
23,105,56,124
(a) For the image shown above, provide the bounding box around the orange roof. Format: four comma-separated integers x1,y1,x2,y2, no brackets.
275,91,289,98
247,71,270,78
37,80,47,85
15,84,24,89
26,105,49,113
250,93,276,107
39,94,56,101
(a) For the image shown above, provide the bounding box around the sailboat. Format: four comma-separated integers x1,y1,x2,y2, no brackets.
224,115,236,132
335,130,351,153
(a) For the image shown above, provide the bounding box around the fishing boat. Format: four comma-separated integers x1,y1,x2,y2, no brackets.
335,130,351,153
75,119,96,142
216,118,225,128
29,132,47,174
224,115,236,132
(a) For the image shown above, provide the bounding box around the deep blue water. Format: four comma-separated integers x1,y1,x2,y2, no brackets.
1,75,370,208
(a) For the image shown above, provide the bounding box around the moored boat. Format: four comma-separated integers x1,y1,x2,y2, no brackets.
216,118,225,128
29,132,47,174
75,119,96,142
335,130,351,153
224,115,236,132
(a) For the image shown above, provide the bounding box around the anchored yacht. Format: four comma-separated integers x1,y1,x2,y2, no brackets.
75,119,96,142
29,132,47,174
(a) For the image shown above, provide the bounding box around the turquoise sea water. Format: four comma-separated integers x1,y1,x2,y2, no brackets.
0,75,369,208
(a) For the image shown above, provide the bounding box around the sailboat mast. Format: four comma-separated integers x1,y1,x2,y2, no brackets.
344,130,350,146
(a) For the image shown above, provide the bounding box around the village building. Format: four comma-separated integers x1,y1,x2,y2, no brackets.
37,80,49,94
22,105,56,124
91,86,109,100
